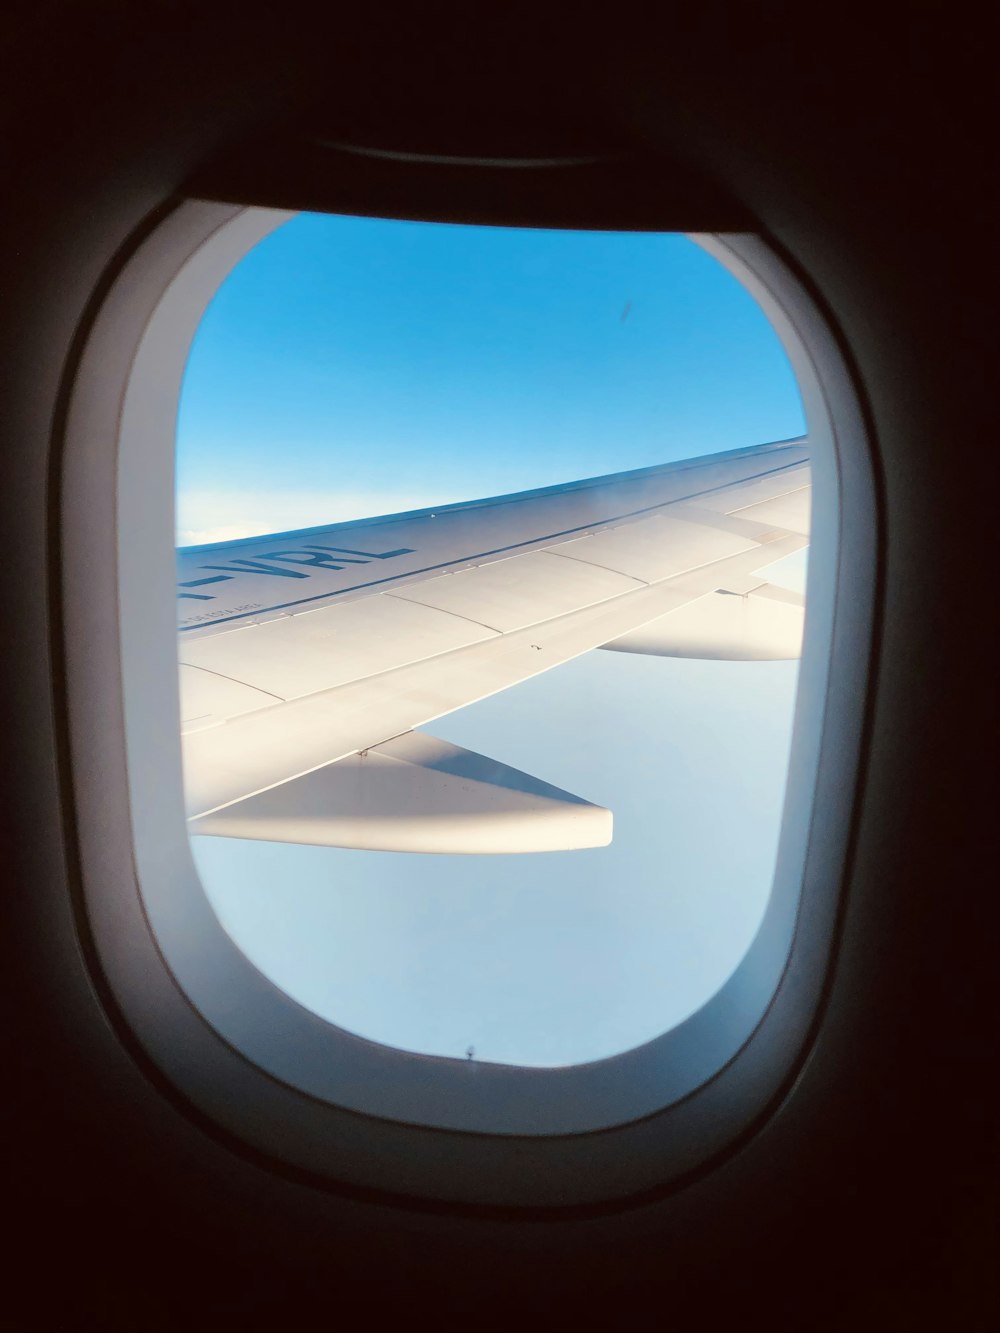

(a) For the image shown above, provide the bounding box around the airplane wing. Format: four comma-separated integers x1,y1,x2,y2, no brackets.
177,438,810,853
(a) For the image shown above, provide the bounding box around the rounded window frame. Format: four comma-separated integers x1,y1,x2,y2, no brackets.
61,201,875,1208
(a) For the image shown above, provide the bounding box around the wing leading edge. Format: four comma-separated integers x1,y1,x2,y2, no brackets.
179,439,810,853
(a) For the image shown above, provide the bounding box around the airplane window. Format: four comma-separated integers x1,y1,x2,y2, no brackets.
175,214,810,1068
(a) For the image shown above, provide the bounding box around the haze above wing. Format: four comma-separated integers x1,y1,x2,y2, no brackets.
178,440,810,852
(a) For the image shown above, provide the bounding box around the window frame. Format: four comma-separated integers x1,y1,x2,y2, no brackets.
60,200,875,1208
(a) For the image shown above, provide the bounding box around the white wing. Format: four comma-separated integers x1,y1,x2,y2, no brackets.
178,439,809,852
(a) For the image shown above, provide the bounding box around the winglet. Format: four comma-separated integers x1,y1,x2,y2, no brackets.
189,731,613,854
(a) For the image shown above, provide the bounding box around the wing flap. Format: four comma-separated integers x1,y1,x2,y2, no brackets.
191,730,612,854
181,594,497,702
179,664,280,733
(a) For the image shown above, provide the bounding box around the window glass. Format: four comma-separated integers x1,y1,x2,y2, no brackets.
177,215,807,1067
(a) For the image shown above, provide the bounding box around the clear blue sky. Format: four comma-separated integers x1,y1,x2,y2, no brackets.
177,213,806,1067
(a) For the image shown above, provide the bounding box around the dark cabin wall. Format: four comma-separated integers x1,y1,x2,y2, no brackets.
0,8,992,1330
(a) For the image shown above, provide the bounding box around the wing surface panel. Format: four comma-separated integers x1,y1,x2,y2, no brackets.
689,472,810,525
551,513,757,582
181,594,497,702
387,550,642,633
182,531,806,818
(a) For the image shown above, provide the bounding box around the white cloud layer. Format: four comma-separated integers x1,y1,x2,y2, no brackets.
176,489,453,546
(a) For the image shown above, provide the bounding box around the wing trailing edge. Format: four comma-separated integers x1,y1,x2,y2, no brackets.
189,731,612,854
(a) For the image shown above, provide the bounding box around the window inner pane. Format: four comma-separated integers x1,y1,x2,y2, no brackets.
177,215,807,1068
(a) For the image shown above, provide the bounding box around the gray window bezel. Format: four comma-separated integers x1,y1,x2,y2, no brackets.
60,202,875,1207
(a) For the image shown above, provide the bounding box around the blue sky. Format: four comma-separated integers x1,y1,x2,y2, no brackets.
177,213,806,1066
